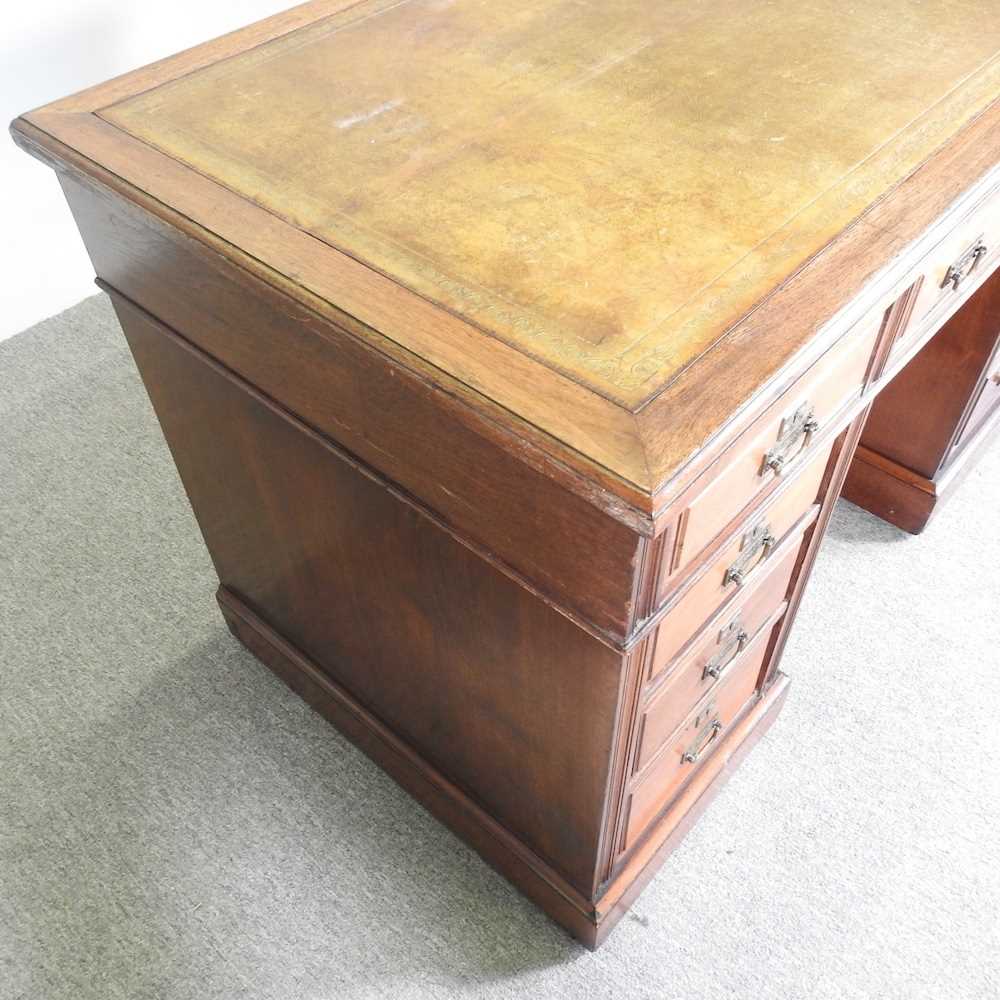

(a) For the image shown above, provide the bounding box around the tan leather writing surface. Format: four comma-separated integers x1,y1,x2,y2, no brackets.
102,0,1000,405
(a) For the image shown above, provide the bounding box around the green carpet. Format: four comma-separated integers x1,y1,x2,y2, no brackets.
2,294,998,1000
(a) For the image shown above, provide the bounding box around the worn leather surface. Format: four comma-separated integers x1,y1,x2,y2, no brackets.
103,0,1000,403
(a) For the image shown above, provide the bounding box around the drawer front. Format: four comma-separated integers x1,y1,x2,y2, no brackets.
648,529,800,685
902,187,1000,353
651,440,830,672
671,316,879,578
644,522,799,687
637,602,788,773
622,623,774,853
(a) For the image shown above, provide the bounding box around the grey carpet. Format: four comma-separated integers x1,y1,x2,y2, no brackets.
1,294,998,1000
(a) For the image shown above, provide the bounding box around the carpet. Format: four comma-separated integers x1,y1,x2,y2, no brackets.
2,294,998,1000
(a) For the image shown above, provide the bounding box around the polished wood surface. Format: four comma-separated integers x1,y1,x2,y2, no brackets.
635,607,785,777
671,316,877,574
11,0,1000,950
844,266,1000,531
645,541,799,704
111,289,624,896
624,622,776,852
901,185,1000,353
866,269,1000,478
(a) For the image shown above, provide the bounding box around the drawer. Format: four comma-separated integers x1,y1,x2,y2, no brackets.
622,621,774,853
901,187,1000,353
651,439,830,672
646,527,799,685
669,316,879,579
637,602,787,773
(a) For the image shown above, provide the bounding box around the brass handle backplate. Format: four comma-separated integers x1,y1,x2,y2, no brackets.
682,717,723,765
703,619,749,680
942,238,987,292
761,402,819,476
724,522,775,587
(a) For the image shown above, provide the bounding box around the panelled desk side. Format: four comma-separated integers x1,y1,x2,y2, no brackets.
10,0,1000,950
844,265,1000,531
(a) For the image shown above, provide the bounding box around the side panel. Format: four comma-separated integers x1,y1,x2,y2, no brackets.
111,290,624,896
857,264,1000,479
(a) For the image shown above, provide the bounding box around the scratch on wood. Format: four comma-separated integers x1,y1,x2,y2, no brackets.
579,39,654,83
335,100,402,130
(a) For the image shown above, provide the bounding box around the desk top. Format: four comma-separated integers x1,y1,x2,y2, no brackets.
13,0,1000,505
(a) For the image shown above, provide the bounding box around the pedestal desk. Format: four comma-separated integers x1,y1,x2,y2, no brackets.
12,0,1000,949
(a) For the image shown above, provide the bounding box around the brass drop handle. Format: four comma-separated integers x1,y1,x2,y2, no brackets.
761,402,819,477
682,718,723,765
724,522,775,587
942,239,987,292
703,620,749,680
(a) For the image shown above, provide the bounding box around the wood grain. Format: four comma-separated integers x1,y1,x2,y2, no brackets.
861,266,1000,478
112,288,627,896
844,264,1000,531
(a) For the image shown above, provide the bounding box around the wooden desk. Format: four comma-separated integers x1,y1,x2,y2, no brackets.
12,0,1000,948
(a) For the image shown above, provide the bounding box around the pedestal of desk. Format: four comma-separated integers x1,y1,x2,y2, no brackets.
843,266,1000,532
